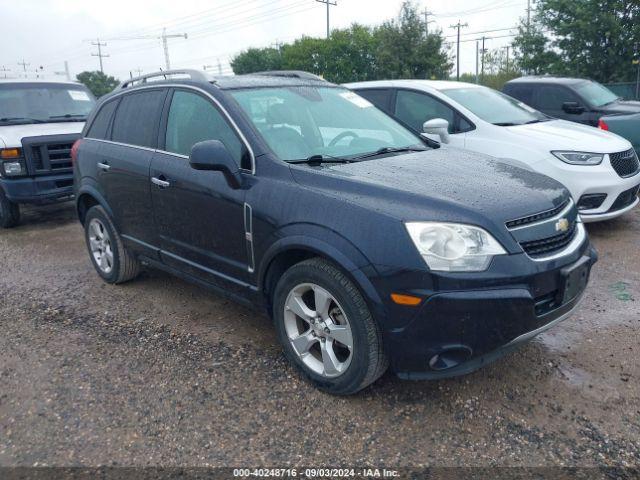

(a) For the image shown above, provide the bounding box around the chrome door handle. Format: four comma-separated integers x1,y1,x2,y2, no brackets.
97,162,110,171
151,177,170,188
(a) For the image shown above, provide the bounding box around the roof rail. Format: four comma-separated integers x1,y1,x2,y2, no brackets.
119,69,213,89
251,70,326,82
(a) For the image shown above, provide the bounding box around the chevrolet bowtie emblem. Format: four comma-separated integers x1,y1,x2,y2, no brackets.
555,218,570,233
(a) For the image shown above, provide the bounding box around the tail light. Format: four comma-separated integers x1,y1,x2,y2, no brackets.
598,119,609,131
71,139,82,164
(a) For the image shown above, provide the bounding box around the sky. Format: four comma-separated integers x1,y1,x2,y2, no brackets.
0,0,530,81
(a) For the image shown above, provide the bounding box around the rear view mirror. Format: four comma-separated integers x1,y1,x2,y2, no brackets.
190,140,243,189
423,118,450,144
562,102,585,114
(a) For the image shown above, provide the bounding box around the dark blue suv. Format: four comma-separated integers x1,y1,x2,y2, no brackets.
73,70,597,394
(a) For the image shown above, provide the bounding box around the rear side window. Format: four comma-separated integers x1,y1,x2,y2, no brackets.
504,85,534,105
86,100,118,139
164,90,247,167
111,90,166,148
356,89,393,113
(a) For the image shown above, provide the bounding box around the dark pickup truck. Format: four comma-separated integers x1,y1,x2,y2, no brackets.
503,76,640,154
0,80,96,227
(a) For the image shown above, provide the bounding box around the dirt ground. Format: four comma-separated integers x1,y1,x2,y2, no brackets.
0,202,638,471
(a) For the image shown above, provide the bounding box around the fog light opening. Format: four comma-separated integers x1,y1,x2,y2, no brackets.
429,346,473,371
577,193,607,211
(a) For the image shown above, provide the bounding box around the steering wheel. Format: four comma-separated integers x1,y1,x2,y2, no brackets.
328,131,360,147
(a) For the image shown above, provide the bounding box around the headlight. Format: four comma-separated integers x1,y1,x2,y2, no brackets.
3,161,24,176
552,151,604,165
405,222,507,272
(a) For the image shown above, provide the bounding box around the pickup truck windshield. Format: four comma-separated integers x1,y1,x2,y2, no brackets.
574,81,619,108
231,86,423,162
0,83,96,126
442,86,547,126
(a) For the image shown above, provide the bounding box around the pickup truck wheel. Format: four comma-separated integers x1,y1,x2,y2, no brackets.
273,258,388,395
84,205,140,284
0,192,20,228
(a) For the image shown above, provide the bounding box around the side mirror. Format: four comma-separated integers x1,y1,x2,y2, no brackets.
562,101,585,114
422,118,450,144
189,140,243,189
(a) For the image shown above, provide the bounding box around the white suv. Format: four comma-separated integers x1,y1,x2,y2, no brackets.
346,80,640,222
0,80,96,227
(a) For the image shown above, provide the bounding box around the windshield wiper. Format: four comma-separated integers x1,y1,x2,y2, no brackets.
350,146,427,161
49,114,87,119
289,154,353,166
0,116,46,124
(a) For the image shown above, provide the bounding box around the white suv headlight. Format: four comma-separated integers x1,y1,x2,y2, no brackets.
405,222,507,272
552,151,604,165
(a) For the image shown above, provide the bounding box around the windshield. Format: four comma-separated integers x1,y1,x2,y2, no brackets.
230,86,423,161
0,83,96,125
574,80,619,108
442,86,547,126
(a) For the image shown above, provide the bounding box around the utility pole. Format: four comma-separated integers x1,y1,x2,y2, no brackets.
450,20,468,81
217,59,223,76
480,36,487,83
475,41,479,84
422,7,434,36
315,0,337,39
0,66,10,79
503,45,510,72
161,28,188,70
18,59,30,78
527,0,532,30
91,39,109,73
635,43,640,100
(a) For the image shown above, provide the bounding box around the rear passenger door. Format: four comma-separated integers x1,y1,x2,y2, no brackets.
532,85,593,124
100,88,167,251
151,88,250,292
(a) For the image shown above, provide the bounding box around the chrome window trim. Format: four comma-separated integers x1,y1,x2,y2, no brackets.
87,83,256,174
507,198,575,232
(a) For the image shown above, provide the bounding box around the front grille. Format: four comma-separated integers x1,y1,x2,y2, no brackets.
609,185,640,212
610,149,640,178
520,221,578,258
506,199,570,229
24,141,75,176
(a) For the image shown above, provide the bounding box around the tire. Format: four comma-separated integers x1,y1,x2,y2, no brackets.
273,257,388,395
0,191,20,228
84,205,140,284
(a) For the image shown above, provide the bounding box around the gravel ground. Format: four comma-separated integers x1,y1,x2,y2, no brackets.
0,202,639,471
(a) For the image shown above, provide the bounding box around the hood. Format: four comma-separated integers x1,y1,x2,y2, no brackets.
503,119,630,153
290,148,568,228
600,99,640,115
0,122,84,148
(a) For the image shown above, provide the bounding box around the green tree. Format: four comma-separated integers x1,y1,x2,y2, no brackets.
515,0,640,82
374,1,451,79
512,19,561,75
76,71,119,98
230,47,283,74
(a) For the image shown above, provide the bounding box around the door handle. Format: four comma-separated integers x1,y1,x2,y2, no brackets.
151,176,171,188
97,162,110,171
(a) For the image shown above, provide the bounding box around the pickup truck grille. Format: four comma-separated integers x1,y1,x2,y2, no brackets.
21,134,80,177
610,149,640,178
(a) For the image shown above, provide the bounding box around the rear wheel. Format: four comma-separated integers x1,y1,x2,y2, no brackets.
84,205,140,284
0,191,20,228
273,258,388,395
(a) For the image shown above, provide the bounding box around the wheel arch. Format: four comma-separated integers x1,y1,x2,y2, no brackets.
76,186,113,225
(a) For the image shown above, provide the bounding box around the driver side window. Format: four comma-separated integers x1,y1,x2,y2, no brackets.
394,89,470,134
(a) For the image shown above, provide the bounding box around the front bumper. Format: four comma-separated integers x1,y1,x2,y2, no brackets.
1,173,74,204
370,239,597,379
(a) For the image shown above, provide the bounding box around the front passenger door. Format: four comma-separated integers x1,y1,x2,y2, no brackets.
150,88,251,293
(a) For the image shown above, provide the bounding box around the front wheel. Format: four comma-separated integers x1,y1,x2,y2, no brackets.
84,205,140,284
273,258,388,395
0,191,20,228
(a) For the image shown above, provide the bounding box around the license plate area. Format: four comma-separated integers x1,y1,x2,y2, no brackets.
560,256,591,304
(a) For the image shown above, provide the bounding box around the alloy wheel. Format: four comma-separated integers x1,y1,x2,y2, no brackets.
88,218,114,274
